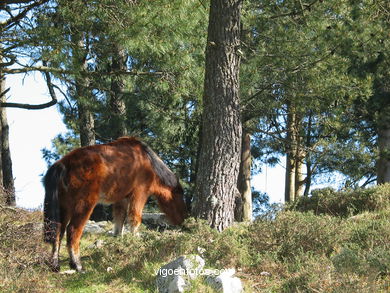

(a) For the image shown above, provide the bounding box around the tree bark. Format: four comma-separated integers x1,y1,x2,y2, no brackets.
284,101,296,202
192,0,243,231
78,101,95,146
237,131,252,221
0,72,15,206
109,44,128,139
303,113,313,196
295,133,305,198
72,35,95,147
377,127,390,184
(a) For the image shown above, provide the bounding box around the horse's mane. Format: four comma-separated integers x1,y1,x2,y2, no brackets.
139,141,179,189
114,137,179,189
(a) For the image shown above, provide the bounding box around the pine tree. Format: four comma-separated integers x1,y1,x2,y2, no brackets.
192,0,243,231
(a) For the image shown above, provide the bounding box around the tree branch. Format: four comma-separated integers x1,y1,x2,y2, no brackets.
1,0,49,30
3,0,36,4
270,0,320,19
2,65,164,76
0,99,56,110
0,61,58,110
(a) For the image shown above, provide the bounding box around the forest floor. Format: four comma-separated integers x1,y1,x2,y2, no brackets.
1,185,389,292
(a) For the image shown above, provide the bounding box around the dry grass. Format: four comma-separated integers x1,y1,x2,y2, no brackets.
0,185,389,292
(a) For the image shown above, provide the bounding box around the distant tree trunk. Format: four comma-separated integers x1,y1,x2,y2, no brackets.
109,44,128,139
78,102,95,146
0,71,15,206
303,113,313,196
295,131,305,198
192,0,242,231
236,131,252,222
72,35,95,147
285,101,296,202
377,126,390,184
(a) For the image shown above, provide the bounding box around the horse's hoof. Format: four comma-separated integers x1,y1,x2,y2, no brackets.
48,260,60,273
69,262,83,273
51,264,60,273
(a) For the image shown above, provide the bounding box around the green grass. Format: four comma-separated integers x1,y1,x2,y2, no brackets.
0,185,389,292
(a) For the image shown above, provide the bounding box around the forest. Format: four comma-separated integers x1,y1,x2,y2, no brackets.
2,0,389,224
0,0,390,291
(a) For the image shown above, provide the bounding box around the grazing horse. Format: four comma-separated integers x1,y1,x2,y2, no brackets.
43,137,187,272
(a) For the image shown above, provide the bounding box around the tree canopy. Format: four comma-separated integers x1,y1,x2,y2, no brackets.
1,0,389,225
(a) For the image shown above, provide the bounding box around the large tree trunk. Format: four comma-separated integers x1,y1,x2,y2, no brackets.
0,70,4,192
237,131,252,222
0,107,15,206
192,0,242,231
109,44,128,139
0,60,15,206
72,36,95,147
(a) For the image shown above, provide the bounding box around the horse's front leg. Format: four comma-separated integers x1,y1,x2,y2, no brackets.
128,190,149,235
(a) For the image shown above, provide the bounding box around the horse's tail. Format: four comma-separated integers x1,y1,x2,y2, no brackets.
141,142,179,188
43,163,65,243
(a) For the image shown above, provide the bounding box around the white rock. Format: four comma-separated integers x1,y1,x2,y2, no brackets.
83,222,105,234
206,268,243,293
88,239,105,249
167,275,186,293
156,255,205,293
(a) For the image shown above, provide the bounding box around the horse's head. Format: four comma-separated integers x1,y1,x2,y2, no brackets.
157,183,188,226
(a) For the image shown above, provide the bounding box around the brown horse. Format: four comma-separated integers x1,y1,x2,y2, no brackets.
43,137,187,272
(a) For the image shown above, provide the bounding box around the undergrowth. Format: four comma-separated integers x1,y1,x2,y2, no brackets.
0,184,389,292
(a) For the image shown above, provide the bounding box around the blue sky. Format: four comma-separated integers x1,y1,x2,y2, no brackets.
6,72,284,209
7,72,67,209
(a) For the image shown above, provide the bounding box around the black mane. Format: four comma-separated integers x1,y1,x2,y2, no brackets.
140,141,179,188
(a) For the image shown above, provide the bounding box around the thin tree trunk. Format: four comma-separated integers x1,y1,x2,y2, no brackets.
304,160,312,196
237,131,252,222
0,71,15,206
285,101,296,202
303,113,313,196
295,154,304,197
192,0,243,231
109,44,127,139
295,119,305,198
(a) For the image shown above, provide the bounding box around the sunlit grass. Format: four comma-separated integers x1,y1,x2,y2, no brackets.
0,184,389,292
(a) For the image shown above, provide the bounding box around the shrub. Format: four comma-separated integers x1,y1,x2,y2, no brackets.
249,211,341,261
290,183,390,217
0,206,53,292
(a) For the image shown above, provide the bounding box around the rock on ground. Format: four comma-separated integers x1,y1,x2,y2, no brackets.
156,255,205,293
156,255,243,293
83,221,111,234
205,268,243,293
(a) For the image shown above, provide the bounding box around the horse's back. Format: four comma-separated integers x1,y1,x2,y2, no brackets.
57,137,154,203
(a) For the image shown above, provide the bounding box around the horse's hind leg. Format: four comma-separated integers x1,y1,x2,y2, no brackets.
51,217,68,272
66,200,96,272
113,198,129,237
